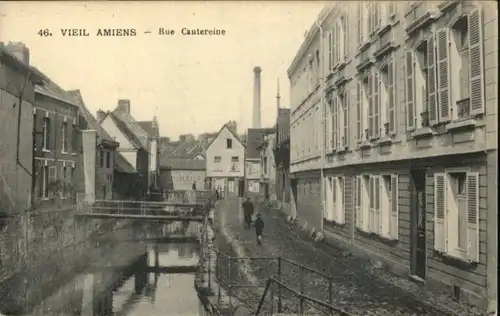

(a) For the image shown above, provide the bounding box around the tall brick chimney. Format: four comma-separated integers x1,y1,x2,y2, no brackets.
4,42,30,65
117,99,131,114
96,109,106,122
252,66,262,129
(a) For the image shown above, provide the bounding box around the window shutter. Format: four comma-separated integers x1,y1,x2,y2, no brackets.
344,92,349,148
374,72,380,138
367,73,374,138
332,177,337,221
340,177,345,224
34,109,44,150
356,4,363,46
388,60,396,134
434,173,447,252
428,36,439,125
361,177,370,232
59,166,65,198
466,172,479,262
369,176,375,232
48,166,57,198
356,82,362,141
468,9,485,116
390,174,399,240
329,32,333,70
50,113,57,150
436,28,451,122
344,13,349,58
405,50,415,130
355,176,362,228
374,176,381,235
332,96,338,150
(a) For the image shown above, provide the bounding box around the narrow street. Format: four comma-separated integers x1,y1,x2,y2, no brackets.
213,197,484,316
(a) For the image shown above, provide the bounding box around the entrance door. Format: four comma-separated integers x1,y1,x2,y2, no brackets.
410,170,427,279
291,179,298,217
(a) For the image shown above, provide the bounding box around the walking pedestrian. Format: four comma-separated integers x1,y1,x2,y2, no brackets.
242,197,254,229
254,213,264,245
192,181,197,190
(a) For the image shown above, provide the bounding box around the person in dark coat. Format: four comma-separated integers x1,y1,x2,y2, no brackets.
192,181,197,190
242,197,254,229
254,213,264,245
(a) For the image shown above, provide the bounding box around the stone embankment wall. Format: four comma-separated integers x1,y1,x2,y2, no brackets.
0,207,126,314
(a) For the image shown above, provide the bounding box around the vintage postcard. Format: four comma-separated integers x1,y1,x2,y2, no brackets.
0,1,497,315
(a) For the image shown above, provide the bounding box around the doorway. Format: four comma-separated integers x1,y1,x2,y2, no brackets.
410,170,427,280
291,179,298,218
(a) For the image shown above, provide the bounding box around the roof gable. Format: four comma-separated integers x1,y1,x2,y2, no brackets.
137,121,158,138
206,124,244,152
107,112,143,150
112,109,150,149
114,151,137,173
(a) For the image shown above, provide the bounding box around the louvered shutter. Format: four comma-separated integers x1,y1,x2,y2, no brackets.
434,173,447,252
374,176,381,235
344,13,349,58
328,32,333,70
428,36,439,125
332,177,337,221
361,177,370,232
356,4,363,46
355,176,362,228
468,9,485,116
388,60,396,134
67,119,73,153
356,82,362,141
436,28,451,122
332,96,337,150
35,161,44,199
405,51,415,130
369,176,375,233
367,73,374,138
466,172,479,262
339,177,345,224
34,109,44,151
374,72,380,138
343,92,349,148
390,174,399,240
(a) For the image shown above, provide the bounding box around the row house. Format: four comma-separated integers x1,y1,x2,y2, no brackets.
67,90,120,202
31,69,81,209
258,132,276,200
158,158,206,191
98,103,149,199
245,128,274,197
288,1,497,310
205,123,245,197
274,108,292,215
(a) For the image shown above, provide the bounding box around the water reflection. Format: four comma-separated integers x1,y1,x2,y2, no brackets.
29,222,204,316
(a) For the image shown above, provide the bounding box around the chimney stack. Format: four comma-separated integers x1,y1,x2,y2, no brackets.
252,66,262,129
4,42,30,65
117,99,131,114
96,109,106,122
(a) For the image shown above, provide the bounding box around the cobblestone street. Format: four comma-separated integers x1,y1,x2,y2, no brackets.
213,197,485,316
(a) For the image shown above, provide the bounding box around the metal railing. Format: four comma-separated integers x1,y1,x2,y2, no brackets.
255,277,353,316
199,232,353,315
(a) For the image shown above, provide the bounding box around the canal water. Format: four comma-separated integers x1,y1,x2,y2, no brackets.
27,222,208,316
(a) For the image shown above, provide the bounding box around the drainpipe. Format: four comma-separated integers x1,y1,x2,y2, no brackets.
315,20,326,234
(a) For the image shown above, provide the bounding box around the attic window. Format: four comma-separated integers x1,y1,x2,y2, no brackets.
226,138,233,149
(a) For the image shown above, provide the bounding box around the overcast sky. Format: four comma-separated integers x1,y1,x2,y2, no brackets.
0,1,325,140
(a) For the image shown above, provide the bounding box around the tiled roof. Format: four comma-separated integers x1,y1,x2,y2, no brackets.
114,151,137,173
30,67,80,108
112,109,150,149
246,128,275,159
206,124,244,153
66,90,116,144
160,158,206,170
137,121,158,138
108,112,143,150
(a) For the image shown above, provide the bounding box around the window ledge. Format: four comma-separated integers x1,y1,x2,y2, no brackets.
359,141,372,149
411,127,435,139
323,219,347,228
377,136,393,145
336,61,347,71
445,119,477,132
334,75,349,88
336,148,347,154
41,198,50,201
61,151,68,155
437,251,478,267
373,42,396,60
437,0,460,12
356,58,373,73
70,152,77,156
358,41,371,53
376,23,392,37
42,148,50,153
405,12,437,36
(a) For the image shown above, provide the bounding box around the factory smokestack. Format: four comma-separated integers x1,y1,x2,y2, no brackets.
252,66,262,129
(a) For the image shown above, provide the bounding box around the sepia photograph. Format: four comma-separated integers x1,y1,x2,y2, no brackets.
0,1,497,315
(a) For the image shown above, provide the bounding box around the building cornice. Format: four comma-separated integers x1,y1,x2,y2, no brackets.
287,3,336,78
